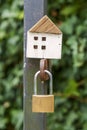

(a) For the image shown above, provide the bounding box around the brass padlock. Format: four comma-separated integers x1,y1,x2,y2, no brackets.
32,70,54,113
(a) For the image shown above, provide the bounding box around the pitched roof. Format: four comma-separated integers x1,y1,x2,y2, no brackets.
29,15,62,34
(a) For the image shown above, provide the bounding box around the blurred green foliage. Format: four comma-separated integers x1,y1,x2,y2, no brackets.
0,0,87,130
0,0,23,130
47,0,87,130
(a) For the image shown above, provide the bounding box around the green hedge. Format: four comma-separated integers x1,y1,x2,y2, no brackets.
48,0,87,130
0,0,23,130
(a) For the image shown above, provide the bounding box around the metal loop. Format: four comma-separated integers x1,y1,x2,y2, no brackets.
34,70,53,95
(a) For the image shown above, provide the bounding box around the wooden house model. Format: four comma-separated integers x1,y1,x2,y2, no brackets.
26,15,62,59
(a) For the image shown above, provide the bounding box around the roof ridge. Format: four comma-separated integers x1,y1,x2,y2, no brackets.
29,15,62,34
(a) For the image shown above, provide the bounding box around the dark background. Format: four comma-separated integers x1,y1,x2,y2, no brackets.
0,0,87,129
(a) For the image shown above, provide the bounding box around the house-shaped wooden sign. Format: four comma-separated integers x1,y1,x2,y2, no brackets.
26,15,63,59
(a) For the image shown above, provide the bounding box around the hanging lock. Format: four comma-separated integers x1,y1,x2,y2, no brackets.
32,70,54,113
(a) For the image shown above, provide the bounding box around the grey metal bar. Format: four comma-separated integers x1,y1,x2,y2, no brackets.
24,0,47,130
45,70,53,95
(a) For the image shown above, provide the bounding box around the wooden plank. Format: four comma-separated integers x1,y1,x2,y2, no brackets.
36,19,52,32
30,16,48,32
29,15,62,34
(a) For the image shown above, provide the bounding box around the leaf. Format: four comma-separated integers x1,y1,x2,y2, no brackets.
0,118,8,129
11,110,23,130
60,5,79,16
0,106,5,116
60,16,77,35
1,9,18,18
0,31,6,40
55,96,67,106
64,79,80,97
17,11,24,20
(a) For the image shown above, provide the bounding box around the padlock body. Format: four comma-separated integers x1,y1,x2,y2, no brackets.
32,95,54,113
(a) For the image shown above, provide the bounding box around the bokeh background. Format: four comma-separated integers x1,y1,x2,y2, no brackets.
0,0,87,130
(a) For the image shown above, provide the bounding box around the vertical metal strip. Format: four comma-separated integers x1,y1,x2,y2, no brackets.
24,0,47,130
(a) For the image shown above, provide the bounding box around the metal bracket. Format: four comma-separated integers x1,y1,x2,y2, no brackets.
39,59,49,81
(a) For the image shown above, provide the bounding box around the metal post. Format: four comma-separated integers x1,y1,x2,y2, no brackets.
24,0,47,130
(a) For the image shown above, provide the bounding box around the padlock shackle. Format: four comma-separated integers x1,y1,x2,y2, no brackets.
34,70,53,95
